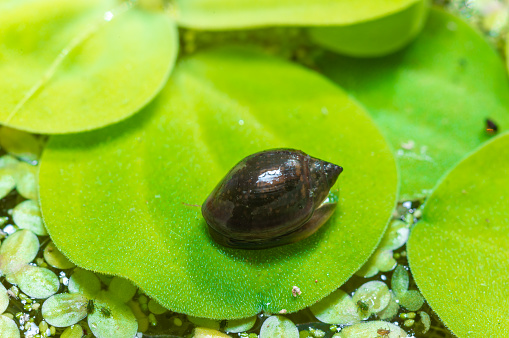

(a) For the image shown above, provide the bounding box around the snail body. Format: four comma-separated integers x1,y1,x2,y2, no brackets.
202,149,342,249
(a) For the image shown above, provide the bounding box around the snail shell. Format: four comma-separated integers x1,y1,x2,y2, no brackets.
202,149,342,249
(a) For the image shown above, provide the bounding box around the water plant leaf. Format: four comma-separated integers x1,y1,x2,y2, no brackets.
0,315,20,338
0,172,15,200
61,324,85,338
0,283,8,314
12,200,47,236
193,327,231,338
44,242,76,270
68,268,101,298
377,291,400,320
351,281,391,319
309,0,428,57
147,299,167,315
0,0,178,134
224,316,257,333
391,265,409,296
336,320,407,338
309,289,360,325
42,293,89,327
13,162,38,201
316,8,509,199
87,291,138,338
10,265,60,299
107,277,137,303
407,132,509,336
259,316,298,338
0,230,39,276
173,0,421,29
39,47,397,319
0,127,42,164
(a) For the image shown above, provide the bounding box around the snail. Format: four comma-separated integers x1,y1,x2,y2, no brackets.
202,149,343,249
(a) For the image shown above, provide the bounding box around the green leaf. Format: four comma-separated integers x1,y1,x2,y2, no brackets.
10,265,60,299
68,268,101,299
309,0,428,57
87,291,138,338
309,289,360,325
13,162,38,201
12,200,47,236
0,283,8,314
0,127,42,164
224,316,257,333
43,242,76,270
107,277,136,303
147,299,167,315
351,281,391,318
336,320,407,338
174,0,421,29
408,132,509,336
39,47,397,319
42,293,89,327
316,8,509,199
259,316,298,338
0,230,39,276
61,324,85,338
391,265,409,296
0,315,20,338
0,171,15,200
0,0,178,134
398,290,424,311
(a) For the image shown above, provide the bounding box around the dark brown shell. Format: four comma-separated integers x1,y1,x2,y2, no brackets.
202,149,342,249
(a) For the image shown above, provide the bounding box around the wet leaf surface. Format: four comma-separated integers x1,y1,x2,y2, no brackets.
317,8,509,199
39,48,397,319
408,132,509,336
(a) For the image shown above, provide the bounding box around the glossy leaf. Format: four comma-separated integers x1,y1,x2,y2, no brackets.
317,8,509,199
39,48,397,319
309,0,428,57
0,0,178,134
173,0,421,29
408,133,509,336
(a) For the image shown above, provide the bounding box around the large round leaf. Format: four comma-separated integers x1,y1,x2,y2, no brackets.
308,0,428,57
39,48,397,319
173,0,421,29
0,0,178,133
407,133,509,337
316,8,509,199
